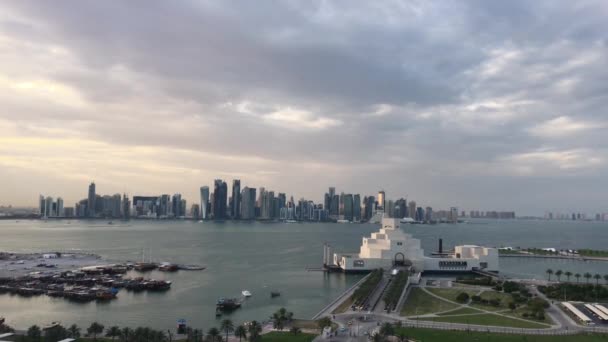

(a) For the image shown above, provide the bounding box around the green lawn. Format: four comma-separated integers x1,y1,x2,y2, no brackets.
261,331,316,342
415,313,550,329
394,327,608,342
502,306,554,325
437,307,484,316
471,290,514,311
401,287,459,316
426,287,479,302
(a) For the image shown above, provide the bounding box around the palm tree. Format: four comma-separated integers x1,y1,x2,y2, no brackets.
247,321,262,342
290,327,301,335
585,272,592,284
379,322,394,337
68,324,81,339
234,325,247,342
106,326,121,341
575,273,581,283
220,320,234,342
153,330,166,342
565,271,572,282
546,268,553,281
207,327,220,342
594,274,601,285
120,327,132,342
272,318,284,331
27,325,42,342
372,332,385,342
87,322,105,341
555,270,563,282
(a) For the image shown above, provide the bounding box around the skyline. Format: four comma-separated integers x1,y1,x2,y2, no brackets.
1,1,608,215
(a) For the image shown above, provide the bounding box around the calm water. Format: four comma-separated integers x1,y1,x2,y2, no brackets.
1,219,608,330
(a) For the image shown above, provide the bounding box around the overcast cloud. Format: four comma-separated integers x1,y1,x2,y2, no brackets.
1,0,607,215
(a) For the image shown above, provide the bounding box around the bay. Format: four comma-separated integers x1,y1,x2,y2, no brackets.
1,218,607,330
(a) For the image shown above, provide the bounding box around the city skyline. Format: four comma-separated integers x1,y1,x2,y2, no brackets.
0,179,608,221
1,2,608,215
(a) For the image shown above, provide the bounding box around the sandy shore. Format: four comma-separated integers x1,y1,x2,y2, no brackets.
0,252,104,278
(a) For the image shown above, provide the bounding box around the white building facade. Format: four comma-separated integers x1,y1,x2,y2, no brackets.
332,218,498,273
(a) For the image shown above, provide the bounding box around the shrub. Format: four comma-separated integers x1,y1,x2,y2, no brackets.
456,292,470,303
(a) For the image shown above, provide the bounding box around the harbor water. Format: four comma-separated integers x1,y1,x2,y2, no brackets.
1,219,608,330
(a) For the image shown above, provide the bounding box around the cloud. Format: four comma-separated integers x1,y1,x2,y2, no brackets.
0,1,608,215
529,116,605,138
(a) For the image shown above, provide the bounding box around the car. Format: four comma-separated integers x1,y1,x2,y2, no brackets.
339,327,347,332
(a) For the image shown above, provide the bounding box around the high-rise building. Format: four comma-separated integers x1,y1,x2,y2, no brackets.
363,196,375,221
416,207,424,222
231,179,241,219
240,187,256,220
425,206,433,222
386,199,395,218
408,201,417,220
213,179,228,219
87,182,96,218
122,194,131,219
172,194,182,218
343,194,354,221
45,196,53,217
39,195,46,217
353,194,361,222
56,197,64,217
200,186,210,220
330,194,339,218
377,190,386,210
191,204,200,219
160,194,171,217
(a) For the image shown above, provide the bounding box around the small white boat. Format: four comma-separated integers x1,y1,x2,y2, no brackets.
242,290,252,297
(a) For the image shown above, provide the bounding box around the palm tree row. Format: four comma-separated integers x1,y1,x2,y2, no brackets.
546,269,608,285
23,319,260,342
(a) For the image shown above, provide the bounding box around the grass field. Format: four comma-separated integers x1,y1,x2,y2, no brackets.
401,288,459,316
261,331,317,342
502,307,554,325
415,313,550,329
394,327,608,342
437,307,484,316
426,288,479,302
471,291,514,311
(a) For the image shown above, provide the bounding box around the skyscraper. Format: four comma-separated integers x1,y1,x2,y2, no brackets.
200,186,209,220
408,201,417,220
88,182,96,218
377,190,385,210
231,179,241,219
353,194,361,222
172,194,182,218
213,179,228,219
45,196,53,217
122,194,131,219
56,197,64,217
240,187,256,220
343,194,354,221
39,195,46,217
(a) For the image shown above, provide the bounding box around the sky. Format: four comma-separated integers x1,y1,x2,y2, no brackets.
0,1,607,215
